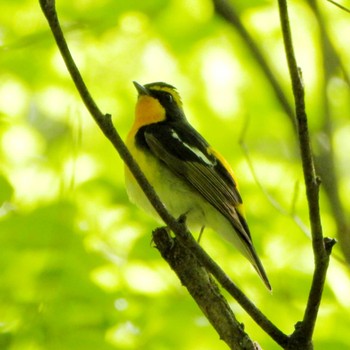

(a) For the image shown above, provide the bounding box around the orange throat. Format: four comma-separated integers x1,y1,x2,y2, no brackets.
128,95,166,139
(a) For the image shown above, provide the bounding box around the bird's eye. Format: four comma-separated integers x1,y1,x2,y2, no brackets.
164,92,174,104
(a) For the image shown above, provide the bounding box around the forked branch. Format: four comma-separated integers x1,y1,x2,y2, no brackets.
277,0,336,348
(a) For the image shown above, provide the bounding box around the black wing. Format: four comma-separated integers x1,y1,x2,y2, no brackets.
141,121,251,244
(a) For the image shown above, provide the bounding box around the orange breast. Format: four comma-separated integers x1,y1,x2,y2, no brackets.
128,95,166,141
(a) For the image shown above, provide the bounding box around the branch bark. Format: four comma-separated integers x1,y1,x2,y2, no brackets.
212,0,296,128
277,0,336,348
306,0,350,265
153,227,257,350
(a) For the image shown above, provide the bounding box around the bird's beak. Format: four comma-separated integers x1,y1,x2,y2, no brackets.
133,81,150,96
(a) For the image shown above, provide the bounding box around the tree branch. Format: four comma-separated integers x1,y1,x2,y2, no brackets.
212,0,296,128
277,0,336,348
326,0,350,14
169,217,289,348
153,227,257,350
306,0,350,265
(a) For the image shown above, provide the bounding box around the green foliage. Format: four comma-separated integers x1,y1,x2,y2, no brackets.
0,0,349,349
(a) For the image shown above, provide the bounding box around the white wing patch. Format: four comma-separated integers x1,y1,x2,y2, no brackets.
170,129,214,166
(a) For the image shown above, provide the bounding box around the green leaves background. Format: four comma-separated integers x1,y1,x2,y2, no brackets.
1,0,349,349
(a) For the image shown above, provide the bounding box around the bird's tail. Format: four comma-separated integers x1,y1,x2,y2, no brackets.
248,245,272,291
232,211,272,291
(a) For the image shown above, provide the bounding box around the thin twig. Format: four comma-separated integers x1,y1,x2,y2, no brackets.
212,0,296,128
326,0,350,13
277,0,336,347
239,117,310,237
306,0,350,264
238,117,288,215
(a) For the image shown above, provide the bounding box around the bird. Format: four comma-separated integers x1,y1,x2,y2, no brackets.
125,81,271,290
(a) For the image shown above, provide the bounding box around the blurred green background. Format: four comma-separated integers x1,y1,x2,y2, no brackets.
1,0,349,349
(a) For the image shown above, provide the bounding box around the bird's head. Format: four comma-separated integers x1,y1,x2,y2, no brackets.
133,81,185,127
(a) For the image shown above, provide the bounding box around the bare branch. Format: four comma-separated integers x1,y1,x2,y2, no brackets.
326,0,350,14
239,117,310,237
170,218,290,347
306,0,350,264
212,0,296,128
277,0,336,347
153,227,257,350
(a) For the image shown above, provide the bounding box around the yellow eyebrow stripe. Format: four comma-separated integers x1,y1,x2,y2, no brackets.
149,85,183,108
